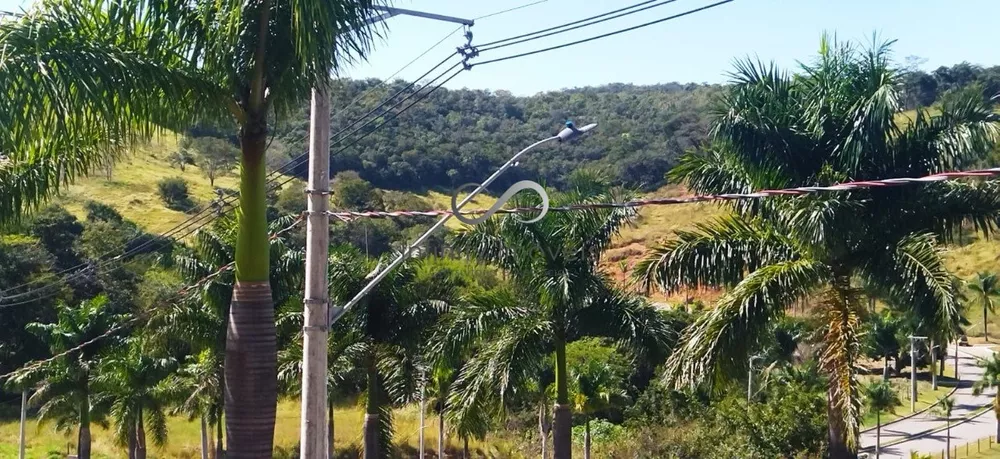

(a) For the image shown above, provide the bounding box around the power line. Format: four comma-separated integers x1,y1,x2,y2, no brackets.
474,0,550,20
478,0,681,52
322,167,1000,221
472,0,735,68
476,0,662,48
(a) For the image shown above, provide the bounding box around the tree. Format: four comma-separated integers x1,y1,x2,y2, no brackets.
93,340,176,459
570,359,627,459
863,380,900,459
968,272,1000,341
328,249,456,459
157,178,195,212
864,311,904,380
635,37,1000,458
972,354,1000,443
0,1,381,454
161,350,224,459
5,295,125,459
936,395,956,459
187,137,239,187
440,180,671,459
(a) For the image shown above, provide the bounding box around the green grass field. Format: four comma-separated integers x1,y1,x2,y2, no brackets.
0,399,501,459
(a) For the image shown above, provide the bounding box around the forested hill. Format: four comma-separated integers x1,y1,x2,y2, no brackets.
270,80,722,191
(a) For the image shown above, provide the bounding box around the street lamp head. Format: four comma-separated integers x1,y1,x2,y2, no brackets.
557,120,598,142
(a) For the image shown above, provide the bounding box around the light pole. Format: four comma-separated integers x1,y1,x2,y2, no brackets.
910,335,928,412
329,122,598,325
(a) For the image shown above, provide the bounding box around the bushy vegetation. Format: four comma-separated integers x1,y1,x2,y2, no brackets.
157,177,195,212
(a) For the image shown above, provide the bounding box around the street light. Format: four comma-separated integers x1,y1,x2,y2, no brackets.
329,121,599,325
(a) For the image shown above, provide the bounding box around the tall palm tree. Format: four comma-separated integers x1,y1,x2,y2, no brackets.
0,1,381,454
4,295,125,459
863,380,900,459
936,395,956,459
150,215,303,456
636,37,1000,458
570,360,627,459
328,248,456,459
93,340,176,459
968,272,1000,341
972,354,1000,442
439,180,672,459
161,350,224,459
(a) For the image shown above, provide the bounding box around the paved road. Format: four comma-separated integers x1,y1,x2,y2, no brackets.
860,344,997,458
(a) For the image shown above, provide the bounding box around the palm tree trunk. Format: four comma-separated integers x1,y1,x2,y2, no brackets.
216,417,225,459
328,398,335,459
825,279,860,459
201,416,209,459
883,357,890,381
553,339,572,459
78,394,91,459
463,436,469,458
363,356,381,459
226,119,277,458
136,408,147,459
986,308,990,342
128,417,138,459
438,410,445,459
539,402,548,459
875,412,880,459
583,419,591,459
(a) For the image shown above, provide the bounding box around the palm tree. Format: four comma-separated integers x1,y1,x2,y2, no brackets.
93,340,176,459
150,215,303,456
161,350,224,459
426,358,457,459
0,2,381,454
972,354,1000,442
968,272,1000,341
936,395,956,459
863,380,900,459
635,37,1000,458
865,311,903,380
570,360,627,459
440,180,671,459
328,248,456,458
4,295,125,459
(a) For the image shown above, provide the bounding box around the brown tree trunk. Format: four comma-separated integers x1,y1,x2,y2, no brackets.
553,404,572,459
136,408,147,459
127,417,138,459
438,411,445,459
364,354,382,459
224,281,277,459
463,436,469,458
216,417,225,459
363,414,380,459
328,398,335,459
78,395,92,459
539,402,549,459
584,419,591,459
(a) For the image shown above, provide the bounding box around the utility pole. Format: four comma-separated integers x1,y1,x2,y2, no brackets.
19,390,26,459
931,339,938,390
301,83,332,459
299,8,472,459
910,335,927,412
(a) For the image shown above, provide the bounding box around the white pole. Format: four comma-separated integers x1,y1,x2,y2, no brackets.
300,83,332,459
19,390,26,459
200,416,209,459
910,337,917,412
931,340,938,390
419,370,426,458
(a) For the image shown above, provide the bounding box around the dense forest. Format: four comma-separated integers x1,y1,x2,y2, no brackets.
259,62,1000,196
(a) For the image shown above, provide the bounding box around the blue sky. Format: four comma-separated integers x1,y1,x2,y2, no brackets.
3,0,998,95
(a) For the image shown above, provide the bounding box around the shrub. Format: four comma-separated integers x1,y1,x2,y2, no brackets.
157,177,195,212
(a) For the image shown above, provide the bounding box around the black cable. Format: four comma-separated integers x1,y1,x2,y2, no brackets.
270,64,466,192
478,0,680,53
473,0,734,68
474,0,549,21
477,0,660,48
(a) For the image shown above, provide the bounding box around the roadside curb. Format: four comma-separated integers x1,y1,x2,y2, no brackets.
862,404,993,452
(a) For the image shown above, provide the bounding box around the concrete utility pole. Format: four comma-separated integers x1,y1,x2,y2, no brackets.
301,83,332,459
299,8,472,459
931,339,938,390
910,335,927,412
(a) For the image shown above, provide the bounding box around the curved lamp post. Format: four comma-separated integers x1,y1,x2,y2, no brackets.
329,121,598,325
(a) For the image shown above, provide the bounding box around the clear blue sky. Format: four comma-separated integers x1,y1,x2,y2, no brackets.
3,0,998,95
